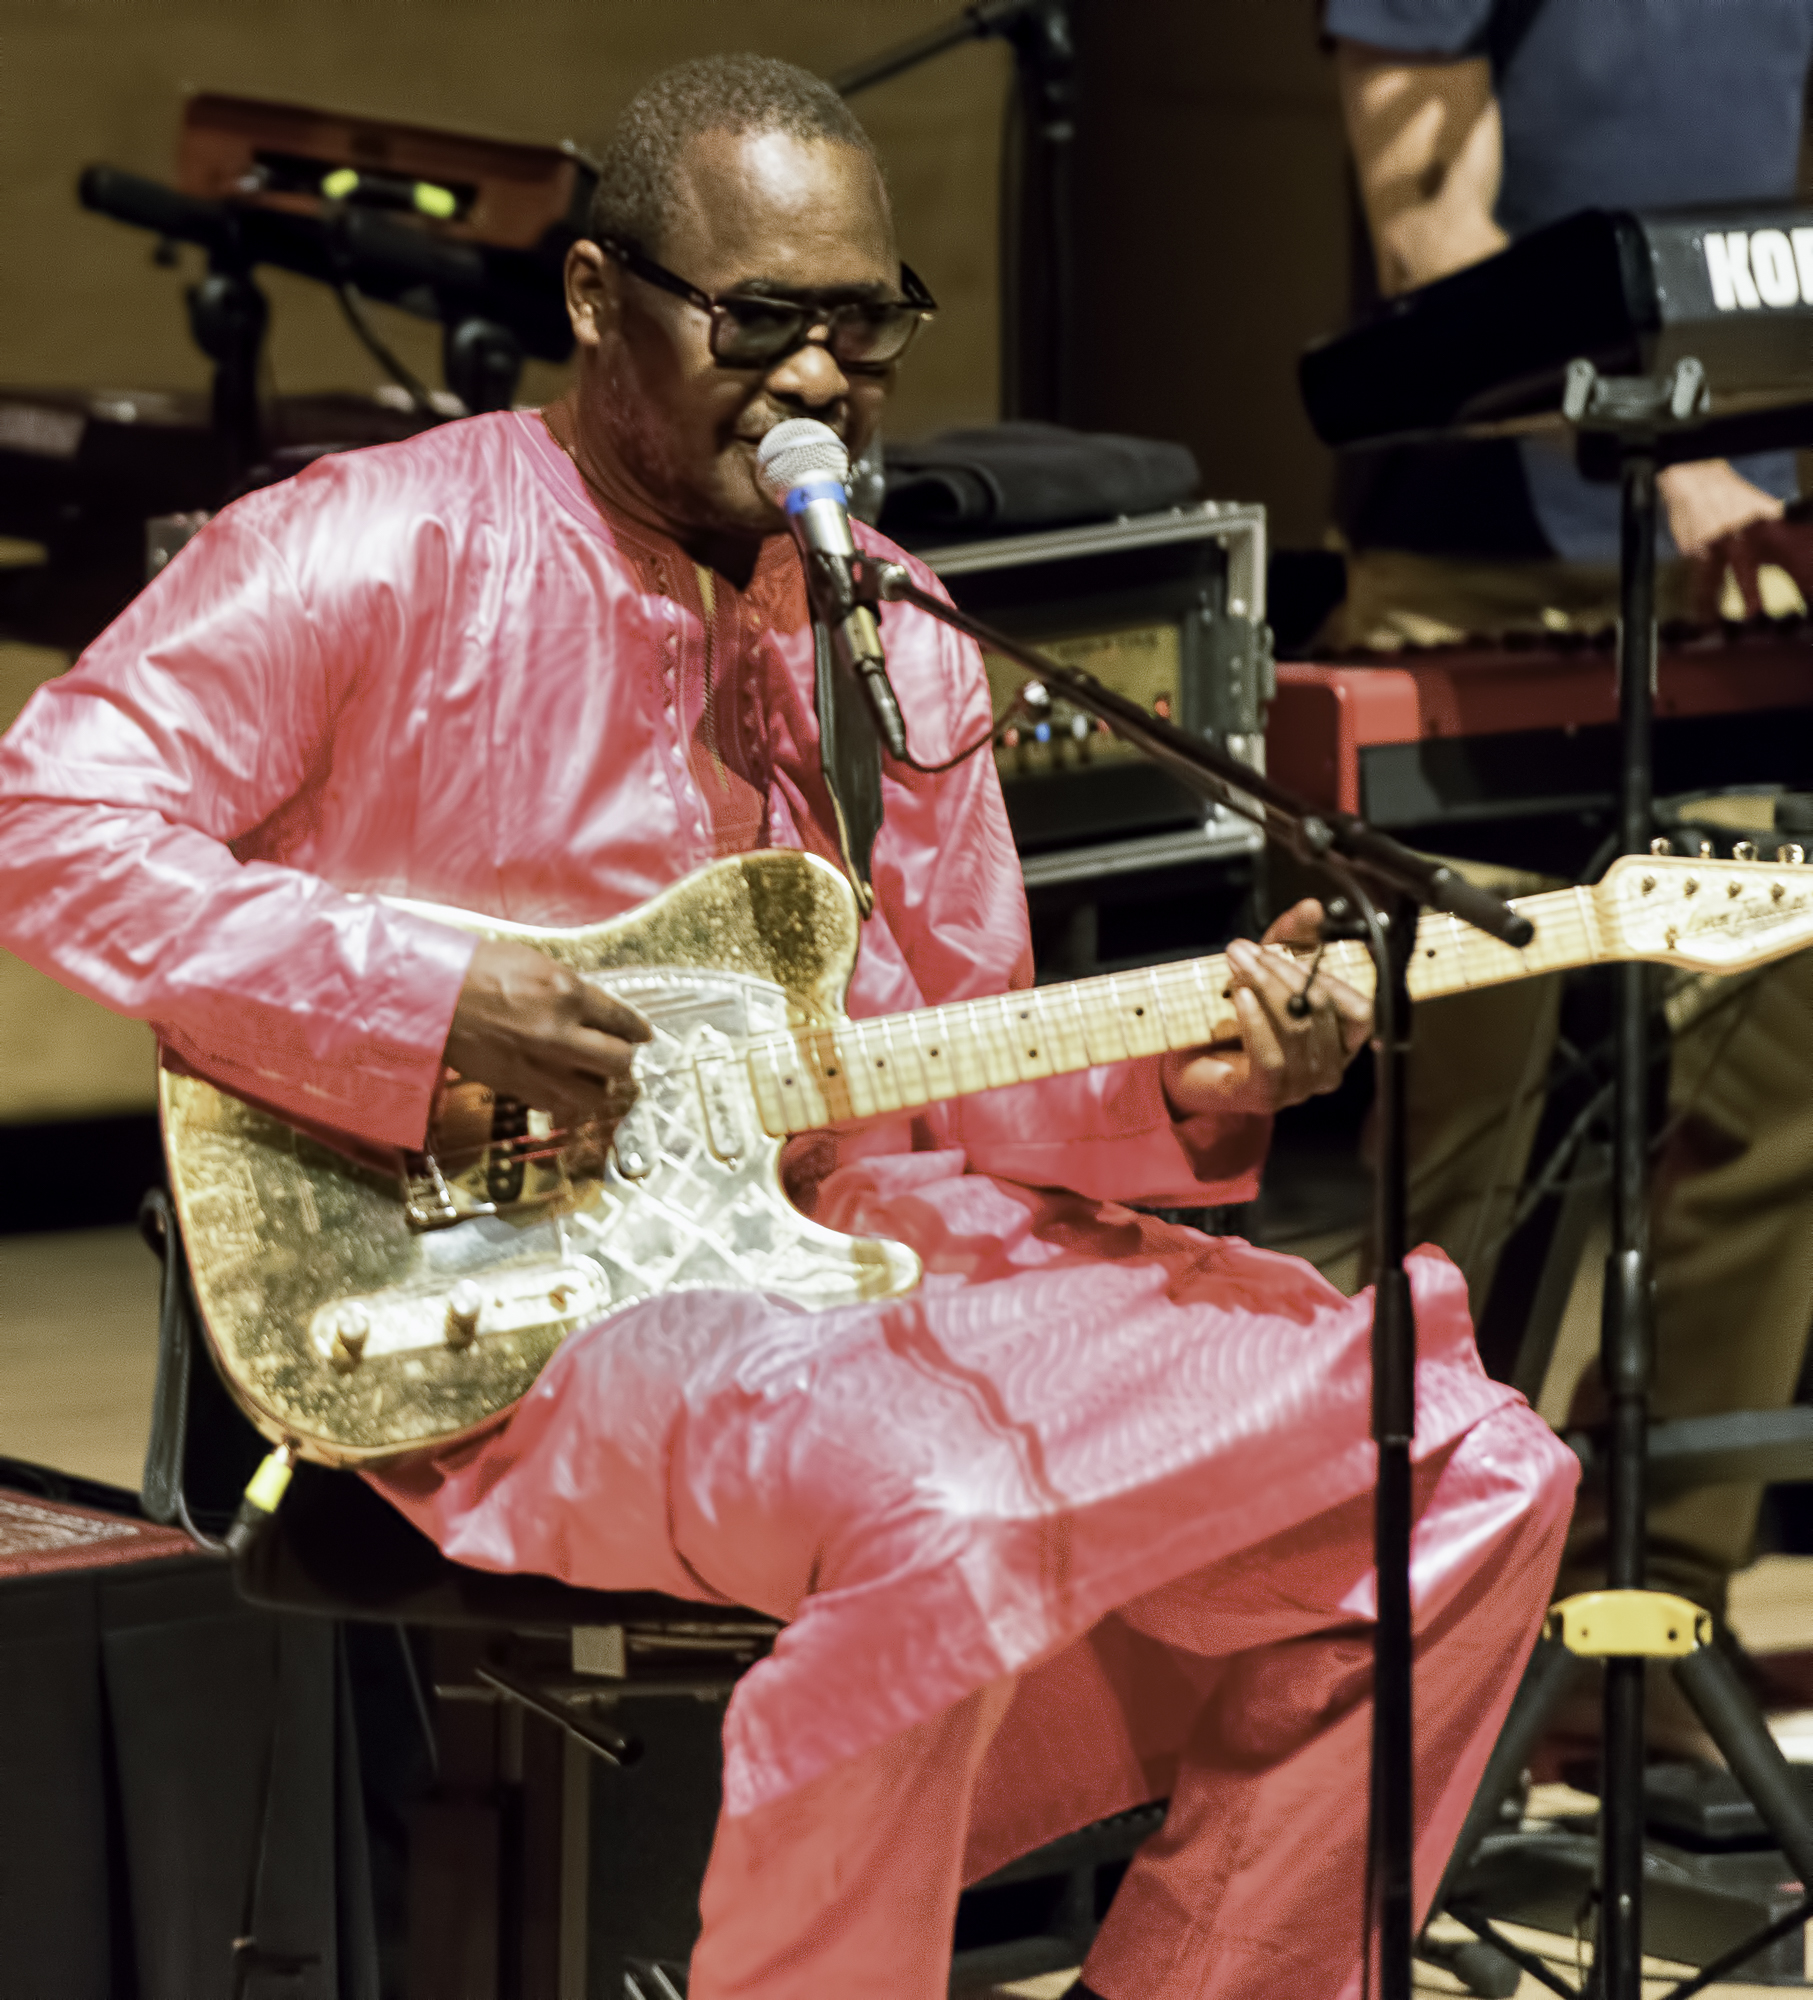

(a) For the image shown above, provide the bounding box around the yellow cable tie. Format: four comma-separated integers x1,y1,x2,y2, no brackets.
412,182,458,221
321,168,359,202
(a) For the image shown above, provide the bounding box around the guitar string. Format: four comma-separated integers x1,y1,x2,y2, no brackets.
726,871,1808,1133
731,888,1599,1132
535,867,1798,1140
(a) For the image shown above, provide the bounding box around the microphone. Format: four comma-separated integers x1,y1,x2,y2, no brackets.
756,419,908,760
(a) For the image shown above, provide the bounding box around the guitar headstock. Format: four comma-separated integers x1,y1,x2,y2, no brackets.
1597,848,1813,972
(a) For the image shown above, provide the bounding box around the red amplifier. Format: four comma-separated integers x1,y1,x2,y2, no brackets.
1266,625,1813,867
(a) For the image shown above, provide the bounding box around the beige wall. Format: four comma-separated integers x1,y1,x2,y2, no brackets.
0,0,1012,1121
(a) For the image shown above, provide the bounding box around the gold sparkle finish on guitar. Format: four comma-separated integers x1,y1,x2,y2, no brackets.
162,849,919,1467
164,845,1813,1467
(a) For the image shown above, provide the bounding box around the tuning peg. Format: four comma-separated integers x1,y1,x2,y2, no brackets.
1734,841,1759,862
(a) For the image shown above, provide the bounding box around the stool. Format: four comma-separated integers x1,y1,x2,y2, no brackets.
137,1189,777,1995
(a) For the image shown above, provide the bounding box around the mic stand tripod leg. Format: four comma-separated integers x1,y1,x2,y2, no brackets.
1673,1642,1813,1892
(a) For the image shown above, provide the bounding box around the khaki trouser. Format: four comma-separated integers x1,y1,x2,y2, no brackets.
1339,959,1813,1617
1326,545,1702,652
1307,549,1813,1617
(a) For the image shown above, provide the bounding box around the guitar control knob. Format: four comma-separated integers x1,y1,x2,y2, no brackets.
1734,841,1759,862
1784,845,1807,866
329,1305,370,1373
1650,837,1673,856
445,1279,483,1349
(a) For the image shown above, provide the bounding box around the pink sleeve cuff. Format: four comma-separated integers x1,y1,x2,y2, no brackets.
955,1055,1270,1207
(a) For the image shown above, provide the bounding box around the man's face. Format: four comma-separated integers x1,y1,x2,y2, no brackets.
570,128,901,541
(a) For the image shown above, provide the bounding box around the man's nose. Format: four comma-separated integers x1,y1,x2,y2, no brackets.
766,336,850,410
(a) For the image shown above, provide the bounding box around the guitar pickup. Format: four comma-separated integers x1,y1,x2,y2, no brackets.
690,1024,751,1162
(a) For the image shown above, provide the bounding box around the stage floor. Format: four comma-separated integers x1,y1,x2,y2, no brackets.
7,1224,1813,1997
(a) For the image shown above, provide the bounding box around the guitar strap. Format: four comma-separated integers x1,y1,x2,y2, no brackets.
813,619,882,917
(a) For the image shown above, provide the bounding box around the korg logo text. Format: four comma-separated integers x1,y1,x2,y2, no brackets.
1704,228,1813,310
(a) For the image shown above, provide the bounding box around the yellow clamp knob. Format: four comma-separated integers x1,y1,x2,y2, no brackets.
1545,1589,1711,1658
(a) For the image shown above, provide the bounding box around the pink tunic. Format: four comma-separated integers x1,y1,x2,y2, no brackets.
0,411,1543,1831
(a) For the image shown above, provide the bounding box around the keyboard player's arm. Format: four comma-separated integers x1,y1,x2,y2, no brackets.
1333,42,1506,297
1333,35,1786,558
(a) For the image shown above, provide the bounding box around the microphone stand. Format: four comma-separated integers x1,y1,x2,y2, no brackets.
849,555,1532,2000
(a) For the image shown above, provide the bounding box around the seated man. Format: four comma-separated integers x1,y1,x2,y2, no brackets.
0,54,1575,2000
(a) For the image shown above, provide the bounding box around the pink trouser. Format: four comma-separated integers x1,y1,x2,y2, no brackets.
689,1399,1573,2000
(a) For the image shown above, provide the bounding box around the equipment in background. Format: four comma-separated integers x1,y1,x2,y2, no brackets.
78,93,594,464
0,385,436,653
923,503,1271,887
1301,204,1813,469
879,420,1199,545
1268,623,1813,877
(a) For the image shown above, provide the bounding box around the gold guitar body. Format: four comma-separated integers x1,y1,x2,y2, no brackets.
162,851,920,1468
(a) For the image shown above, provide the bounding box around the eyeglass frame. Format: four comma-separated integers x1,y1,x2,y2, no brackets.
592,232,938,373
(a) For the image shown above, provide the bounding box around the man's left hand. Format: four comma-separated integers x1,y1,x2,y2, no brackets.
1161,900,1373,1119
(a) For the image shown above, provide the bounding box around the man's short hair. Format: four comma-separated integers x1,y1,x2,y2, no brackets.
589,53,880,255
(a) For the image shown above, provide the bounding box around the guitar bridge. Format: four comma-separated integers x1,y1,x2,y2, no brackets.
401,1149,494,1232
404,1086,604,1233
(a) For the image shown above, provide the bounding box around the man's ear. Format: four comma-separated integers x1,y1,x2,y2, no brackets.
565,239,618,351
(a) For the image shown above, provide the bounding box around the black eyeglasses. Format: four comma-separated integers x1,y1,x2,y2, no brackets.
595,234,937,372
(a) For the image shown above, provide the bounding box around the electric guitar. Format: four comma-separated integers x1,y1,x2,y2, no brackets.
162,845,1813,1465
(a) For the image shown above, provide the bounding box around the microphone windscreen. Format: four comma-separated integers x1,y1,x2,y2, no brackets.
756,419,850,500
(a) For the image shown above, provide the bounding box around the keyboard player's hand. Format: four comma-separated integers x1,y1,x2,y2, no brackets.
1692,509,1813,623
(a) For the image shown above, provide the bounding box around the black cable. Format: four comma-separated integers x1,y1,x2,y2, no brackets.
894,681,1034,776
333,283,441,414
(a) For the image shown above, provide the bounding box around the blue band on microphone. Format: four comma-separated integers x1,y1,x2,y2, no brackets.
784,479,848,513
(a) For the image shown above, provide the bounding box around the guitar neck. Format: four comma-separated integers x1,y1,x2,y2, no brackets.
741,882,1604,1136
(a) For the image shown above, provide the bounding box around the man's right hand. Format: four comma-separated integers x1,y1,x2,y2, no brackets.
443,937,653,1134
